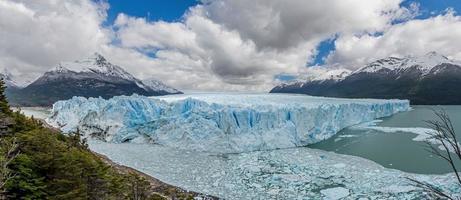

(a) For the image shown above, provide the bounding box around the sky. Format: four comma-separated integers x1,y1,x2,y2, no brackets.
1,0,461,91
106,0,199,24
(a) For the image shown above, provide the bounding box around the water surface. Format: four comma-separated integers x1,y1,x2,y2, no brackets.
310,105,461,174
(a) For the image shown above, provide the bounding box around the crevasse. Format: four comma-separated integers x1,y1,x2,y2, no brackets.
47,93,410,153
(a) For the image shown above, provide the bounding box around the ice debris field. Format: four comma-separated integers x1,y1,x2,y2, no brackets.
47,93,410,153
88,141,460,199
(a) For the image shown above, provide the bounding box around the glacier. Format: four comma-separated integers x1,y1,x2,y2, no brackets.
47,93,410,153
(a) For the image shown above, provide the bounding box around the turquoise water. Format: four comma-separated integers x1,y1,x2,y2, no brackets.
310,106,461,174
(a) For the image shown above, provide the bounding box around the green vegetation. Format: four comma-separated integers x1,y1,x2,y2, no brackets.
0,78,165,199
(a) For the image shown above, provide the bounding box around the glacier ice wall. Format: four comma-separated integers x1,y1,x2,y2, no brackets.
47,94,410,153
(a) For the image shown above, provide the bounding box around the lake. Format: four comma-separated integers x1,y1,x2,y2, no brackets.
310,105,461,174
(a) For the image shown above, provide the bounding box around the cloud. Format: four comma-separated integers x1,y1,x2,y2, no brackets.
202,0,409,50
112,0,409,90
1,0,456,91
113,8,316,91
0,0,110,83
327,9,461,69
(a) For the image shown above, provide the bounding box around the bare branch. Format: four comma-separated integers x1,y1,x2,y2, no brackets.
408,109,461,199
0,137,20,196
406,177,455,200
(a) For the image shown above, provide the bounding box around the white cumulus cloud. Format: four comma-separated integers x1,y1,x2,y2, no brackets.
1,0,459,91
111,0,409,90
327,9,461,69
0,0,110,83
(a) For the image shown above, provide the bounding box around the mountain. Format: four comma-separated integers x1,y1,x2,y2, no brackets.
7,53,181,106
142,78,181,94
0,69,20,89
270,52,461,105
311,68,352,82
1,69,21,104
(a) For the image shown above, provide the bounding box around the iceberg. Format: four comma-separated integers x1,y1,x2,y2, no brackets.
47,93,410,153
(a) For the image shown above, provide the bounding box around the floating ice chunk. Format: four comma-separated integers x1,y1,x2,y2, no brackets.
351,120,436,138
356,126,435,140
349,121,460,152
333,163,346,168
47,93,410,153
338,134,358,138
320,187,350,200
380,185,415,194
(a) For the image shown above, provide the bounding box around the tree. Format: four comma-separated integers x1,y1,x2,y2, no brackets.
126,173,151,200
0,138,19,199
68,129,88,150
408,110,461,199
0,78,10,115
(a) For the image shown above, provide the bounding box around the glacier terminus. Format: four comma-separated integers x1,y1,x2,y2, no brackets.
47,93,410,153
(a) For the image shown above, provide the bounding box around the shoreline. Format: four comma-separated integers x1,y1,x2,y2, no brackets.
94,151,218,200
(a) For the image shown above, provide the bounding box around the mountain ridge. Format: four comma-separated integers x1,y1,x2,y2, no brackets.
270,52,461,105
6,53,182,106
0,68,20,89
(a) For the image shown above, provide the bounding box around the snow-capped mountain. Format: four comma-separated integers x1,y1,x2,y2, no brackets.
0,68,20,89
312,68,352,81
352,51,458,75
275,68,352,89
142,78,181,94
7,53,181,106
36,53,141,85
271,52,461,105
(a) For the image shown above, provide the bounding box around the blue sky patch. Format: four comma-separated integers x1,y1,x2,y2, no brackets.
309,37,337,66
275,74,296,81
106,0,199,24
